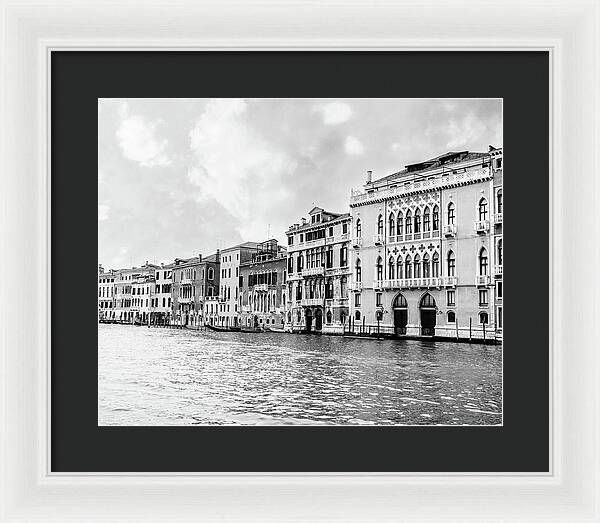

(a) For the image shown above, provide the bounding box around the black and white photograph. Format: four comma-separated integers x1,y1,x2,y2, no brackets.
98,97,503,427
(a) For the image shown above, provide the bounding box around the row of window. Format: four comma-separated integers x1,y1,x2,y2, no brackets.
288,222,349,245
354,244,502,282
355,192,503,238
289,246,348,273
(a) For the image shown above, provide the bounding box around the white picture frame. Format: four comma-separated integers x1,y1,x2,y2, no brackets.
1,0,598,520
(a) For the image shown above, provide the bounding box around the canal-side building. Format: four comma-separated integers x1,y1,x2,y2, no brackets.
110,262,160,324
151,263,174,325
239,239,287,329
98,265,118,320
348,148,503,341
218,241,260,328
171,253,220,327
285,207,351,334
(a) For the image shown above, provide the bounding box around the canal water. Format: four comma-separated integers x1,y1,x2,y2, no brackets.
98,324,502,426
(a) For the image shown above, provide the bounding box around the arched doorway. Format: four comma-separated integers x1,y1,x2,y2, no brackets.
419,293,437,336
305,308,313,333
315,308,323,332
393,293,408,335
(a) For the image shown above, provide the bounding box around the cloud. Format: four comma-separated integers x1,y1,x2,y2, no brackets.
444,113,488,149
317,101,353,125
188,98,297,240
98,204,110,221
116,103,171,167
344,135,365,155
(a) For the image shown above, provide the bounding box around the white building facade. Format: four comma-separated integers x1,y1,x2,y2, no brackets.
349,148,503,342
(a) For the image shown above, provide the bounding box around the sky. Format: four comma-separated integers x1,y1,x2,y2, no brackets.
98,98,502,270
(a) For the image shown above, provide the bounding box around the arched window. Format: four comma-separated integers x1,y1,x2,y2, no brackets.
393,293,407,308
355,310,361,321
355,258,362,282
497,239,503,266
432,205,440,231
396,212,403,236
340,312,346,325
414,254,421,278
432,252,440,277
414,208,421,233
479,247,488,275
479,311,489,324
423,253,430,278
376,256,383,281
326,310,332,324
419,293,436,308
297,253,304,271
423,207,431,232
405,255,413,278
377,215,384,235
497,189,503,214
447,202,455,225
388,213,395,236
447,250,456,277
340,276,347,297
447,311,456,323
388,257,395,279
405,210,413,234
478,197,489,221
356,218,362,238
396,256,403,280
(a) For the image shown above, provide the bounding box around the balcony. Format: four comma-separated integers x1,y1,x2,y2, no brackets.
179,297,194,304
253,283,274,292
474,220,490,233
373,234,384,245
494,265,503,276
352,237,363,248
349,281,363,291
301,298,323,307
338,232,350,241
326,266,350,277
287,272,302,281
302,266,325,277
382,278,444,289
442,276,458,287
305,238,325,248
443,224,456,237
476,275,491,286
494,212,503,224
181,278,193,285
373,279,384,290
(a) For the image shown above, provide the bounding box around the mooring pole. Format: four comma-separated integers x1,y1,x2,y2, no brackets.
469,317,472,343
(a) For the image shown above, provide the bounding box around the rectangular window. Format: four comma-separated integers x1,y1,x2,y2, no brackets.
329,226,334,237
376,292,382,307
447,290,455,306
300,233,304,242
354,293,361,307
288,235,294,245
342,223,348,234
496,281,503,298
479,289,488,306
497,306,503,328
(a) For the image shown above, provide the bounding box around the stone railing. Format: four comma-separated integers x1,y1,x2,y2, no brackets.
474,220,490,233
350,166,492,206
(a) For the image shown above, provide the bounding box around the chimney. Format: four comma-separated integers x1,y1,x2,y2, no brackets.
301,217,307,225
366,170,373,184
98,263,104,274
216,249,220,262
198,254,202,262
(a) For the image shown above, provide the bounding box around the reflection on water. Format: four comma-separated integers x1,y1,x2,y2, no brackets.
98,324,502,426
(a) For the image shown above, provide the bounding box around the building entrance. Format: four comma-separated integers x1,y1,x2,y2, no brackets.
419,293,437,336
315,308,323,331
305,309,313,333
392,293,408,335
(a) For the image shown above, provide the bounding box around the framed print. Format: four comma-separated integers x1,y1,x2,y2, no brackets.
2,0,599,521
